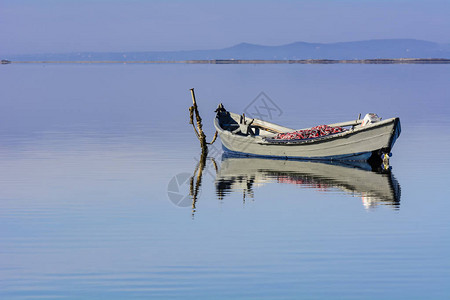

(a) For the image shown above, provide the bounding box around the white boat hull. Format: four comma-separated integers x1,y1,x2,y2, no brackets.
214,110,401,161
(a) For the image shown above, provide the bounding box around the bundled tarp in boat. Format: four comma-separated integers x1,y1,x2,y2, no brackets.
274,125,347,140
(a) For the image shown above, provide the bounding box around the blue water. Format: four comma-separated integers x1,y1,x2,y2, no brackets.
1,64,449,299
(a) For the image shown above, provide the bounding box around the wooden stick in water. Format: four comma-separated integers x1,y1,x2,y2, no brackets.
190,88,207,151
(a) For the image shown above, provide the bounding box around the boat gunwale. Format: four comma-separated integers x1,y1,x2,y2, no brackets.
214,113,399,147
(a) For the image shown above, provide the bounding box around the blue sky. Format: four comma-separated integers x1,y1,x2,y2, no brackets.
1,0,449,55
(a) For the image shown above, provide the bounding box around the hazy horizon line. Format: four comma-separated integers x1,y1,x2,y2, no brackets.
3,38,449,57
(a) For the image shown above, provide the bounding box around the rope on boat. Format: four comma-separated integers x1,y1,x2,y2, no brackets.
208,131,218,145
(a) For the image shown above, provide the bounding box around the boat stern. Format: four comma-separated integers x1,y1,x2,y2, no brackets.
389,117,401,150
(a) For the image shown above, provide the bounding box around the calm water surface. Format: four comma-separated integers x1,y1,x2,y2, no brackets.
0,64,449,299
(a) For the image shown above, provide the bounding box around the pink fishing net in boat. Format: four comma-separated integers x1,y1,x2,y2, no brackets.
274,125,346,140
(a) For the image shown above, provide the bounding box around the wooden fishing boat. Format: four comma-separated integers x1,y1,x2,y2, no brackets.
214,104,401,161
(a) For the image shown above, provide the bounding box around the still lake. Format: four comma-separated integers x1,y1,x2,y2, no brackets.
0,63,449,299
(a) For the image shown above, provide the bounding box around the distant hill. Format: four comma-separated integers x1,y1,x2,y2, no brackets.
6,39,450,61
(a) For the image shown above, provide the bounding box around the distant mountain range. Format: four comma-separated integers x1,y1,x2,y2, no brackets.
6,39,450,61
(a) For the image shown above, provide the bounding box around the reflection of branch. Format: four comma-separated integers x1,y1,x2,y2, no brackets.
189,149,208,217
210,157,218,173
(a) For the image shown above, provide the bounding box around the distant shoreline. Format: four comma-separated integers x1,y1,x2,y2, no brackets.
3,58,450,64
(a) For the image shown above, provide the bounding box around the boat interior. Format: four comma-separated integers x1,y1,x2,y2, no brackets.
216,107,364,138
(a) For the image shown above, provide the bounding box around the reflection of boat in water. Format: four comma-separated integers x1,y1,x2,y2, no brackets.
215,155,401,209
